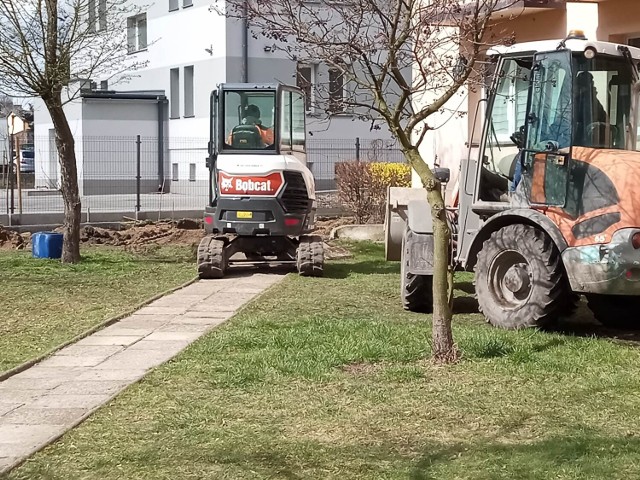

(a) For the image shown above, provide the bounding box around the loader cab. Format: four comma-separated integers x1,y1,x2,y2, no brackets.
209,83,307,159
474,38,640,212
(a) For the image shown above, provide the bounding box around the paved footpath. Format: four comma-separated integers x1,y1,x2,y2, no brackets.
0,272,284,474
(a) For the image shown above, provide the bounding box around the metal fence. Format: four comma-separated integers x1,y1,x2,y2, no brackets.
0,136,404,218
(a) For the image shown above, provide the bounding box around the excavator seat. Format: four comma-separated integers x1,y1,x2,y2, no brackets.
231,125,263,149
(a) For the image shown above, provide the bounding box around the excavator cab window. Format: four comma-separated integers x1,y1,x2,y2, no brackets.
223,91,276,150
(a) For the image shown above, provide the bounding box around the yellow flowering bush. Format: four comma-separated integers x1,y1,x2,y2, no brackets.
335,161,410,223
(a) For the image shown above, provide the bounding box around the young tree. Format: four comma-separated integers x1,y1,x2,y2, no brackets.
0,0,145,262
222,0,515,362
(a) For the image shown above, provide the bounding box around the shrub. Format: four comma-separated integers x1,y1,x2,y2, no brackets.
335,161,411,223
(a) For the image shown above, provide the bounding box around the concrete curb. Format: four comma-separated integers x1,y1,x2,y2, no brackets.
329,224,384,242
0,276,199,382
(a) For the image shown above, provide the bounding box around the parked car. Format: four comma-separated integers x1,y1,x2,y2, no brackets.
19,144,34,173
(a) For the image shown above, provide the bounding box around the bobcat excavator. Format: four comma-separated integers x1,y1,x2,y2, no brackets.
197,83,324,279
386,31,640,329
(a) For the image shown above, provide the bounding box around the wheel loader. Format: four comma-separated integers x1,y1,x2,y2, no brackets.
386,32,640,329
197,83,324,278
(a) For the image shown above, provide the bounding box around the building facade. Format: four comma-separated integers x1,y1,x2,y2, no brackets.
33,0,396,194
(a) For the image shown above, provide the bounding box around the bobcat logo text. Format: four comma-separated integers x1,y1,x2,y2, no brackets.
218,172,284,196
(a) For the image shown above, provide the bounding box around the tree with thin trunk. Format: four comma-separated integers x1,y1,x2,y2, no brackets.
0,0,145,262
220,0,516,363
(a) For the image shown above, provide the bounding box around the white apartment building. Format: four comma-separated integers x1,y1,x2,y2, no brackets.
33,0,396,194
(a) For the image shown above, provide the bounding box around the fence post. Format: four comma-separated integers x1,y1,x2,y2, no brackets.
136,135,141,220
355,137,360,162
9,133,14,216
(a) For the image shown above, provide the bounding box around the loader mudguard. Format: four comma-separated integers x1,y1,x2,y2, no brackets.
464,208,568,270
405,228,435,276
406,200,433,234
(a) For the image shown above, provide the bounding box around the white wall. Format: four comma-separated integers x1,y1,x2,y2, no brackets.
33,94,84,193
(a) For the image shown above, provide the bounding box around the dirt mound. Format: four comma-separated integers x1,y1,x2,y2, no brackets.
80,220,205,247
0,217,356,252
0,227,30,250
314,217,356,238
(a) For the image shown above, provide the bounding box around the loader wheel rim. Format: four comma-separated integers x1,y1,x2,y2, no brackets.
488,250,532,308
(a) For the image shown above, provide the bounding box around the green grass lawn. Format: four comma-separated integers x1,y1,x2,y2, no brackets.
7,242,640,479
0,246,195,373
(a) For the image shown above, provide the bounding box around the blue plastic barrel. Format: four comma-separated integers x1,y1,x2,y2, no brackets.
32,232,64,259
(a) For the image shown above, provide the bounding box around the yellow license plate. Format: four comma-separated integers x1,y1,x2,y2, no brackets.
236,211,253,219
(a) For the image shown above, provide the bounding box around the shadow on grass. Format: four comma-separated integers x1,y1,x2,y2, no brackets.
323,260,401,278
106,432,640,479
411,433,640,479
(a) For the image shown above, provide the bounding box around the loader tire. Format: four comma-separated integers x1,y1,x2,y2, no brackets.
297,235,324,277
587,294,640,330
197,236,227,279
475,224,566,329
400,228,433,313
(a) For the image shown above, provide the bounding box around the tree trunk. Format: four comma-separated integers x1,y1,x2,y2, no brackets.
46,93,81,263
405,149,457,364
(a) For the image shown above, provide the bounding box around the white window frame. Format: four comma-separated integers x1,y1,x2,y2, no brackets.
170,68,180,119
127,13,147,54
184,65,194,117
296,63,317,114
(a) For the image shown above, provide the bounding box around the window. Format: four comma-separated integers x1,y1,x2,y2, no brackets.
169,0,179,10
88,0,107,31
224,91,276,150
189,163,196,182
184,66,194,117
100,80,108,90
183,0,193,6
296,64,315,112
172,163,179,181
127,14,147,53
280,90,306,151
170,68,180,119
328,68,344,113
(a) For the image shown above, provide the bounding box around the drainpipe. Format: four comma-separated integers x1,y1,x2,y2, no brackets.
242,0,248,83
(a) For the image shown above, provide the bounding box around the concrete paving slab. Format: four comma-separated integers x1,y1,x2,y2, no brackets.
144,331,202,342
92,326,155,337
50,381,126,396
94,324,156,335
0,404,22,417
30,394,111,410
134,306,190,316
93,348,178,371
56,345,124,358
0,391,40,405
188,302,244,313
0,378,64,391
13,367,85,380
157,323,211,333
0,424,61,445
74,335,143,347
75,369,148,382
37,355,111,368
181,310,235,319
124,314,178,323
2,407,88,426
125,339,192,351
